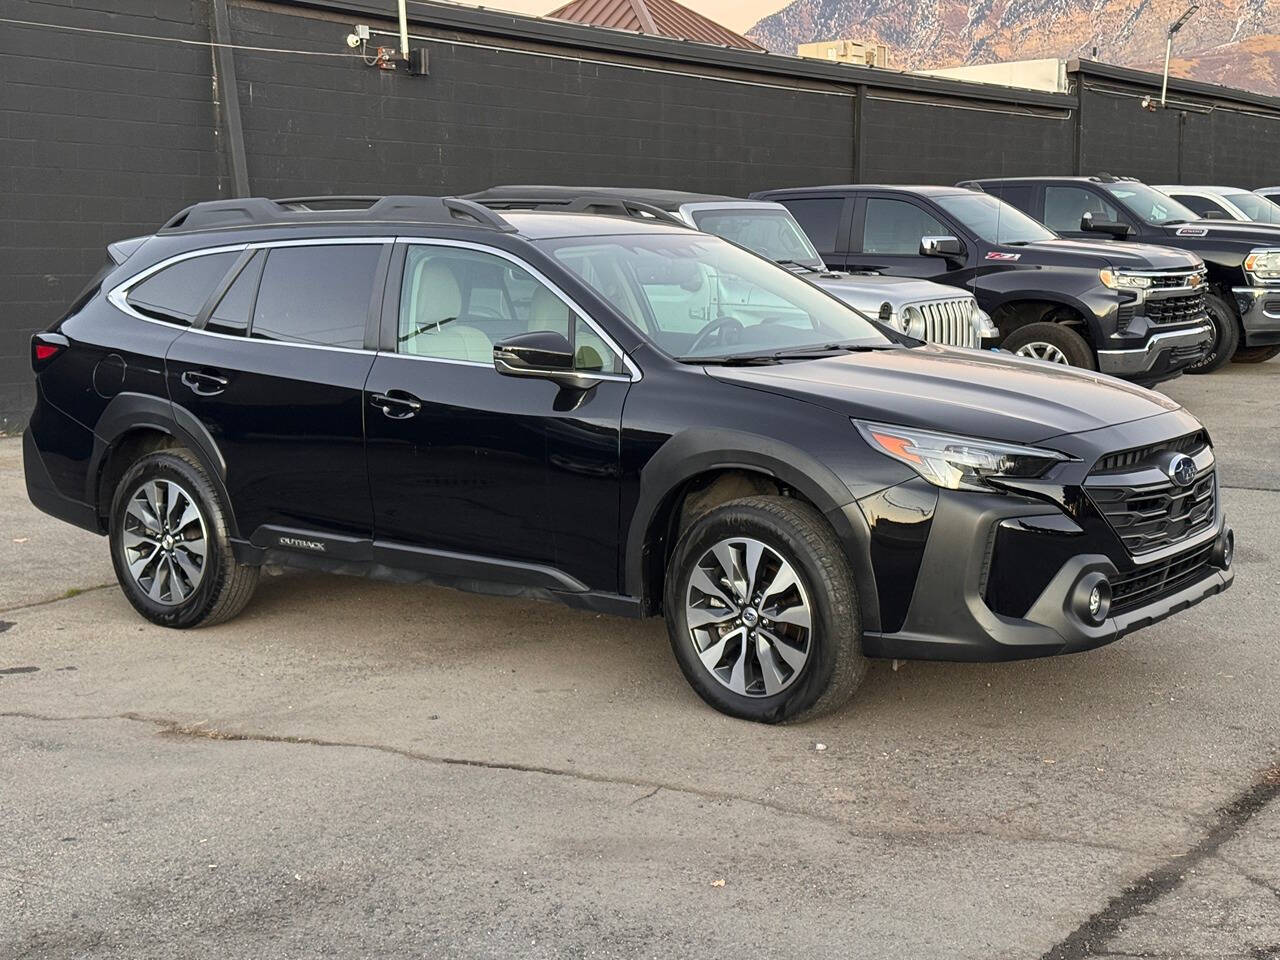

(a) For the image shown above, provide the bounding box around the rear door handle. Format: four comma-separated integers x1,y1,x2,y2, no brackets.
180,370,229,396
370,390,422,419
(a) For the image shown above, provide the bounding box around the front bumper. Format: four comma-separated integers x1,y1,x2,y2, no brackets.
1096,323,1212,380
1231,286,1280,346
853,483,1233,663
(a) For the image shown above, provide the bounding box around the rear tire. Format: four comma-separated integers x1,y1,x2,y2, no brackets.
663,495,865,723
1186,292,1240,374
109,449,258,628
1003,322,1096,370
1231,344,1280,364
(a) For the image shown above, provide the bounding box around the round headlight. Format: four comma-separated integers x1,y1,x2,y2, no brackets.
902,306,926,339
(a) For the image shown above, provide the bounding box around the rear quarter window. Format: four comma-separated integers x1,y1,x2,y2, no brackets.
125,251,239,325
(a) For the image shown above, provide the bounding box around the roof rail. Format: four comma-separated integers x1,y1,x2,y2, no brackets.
471,193,688,227
158,195,516,234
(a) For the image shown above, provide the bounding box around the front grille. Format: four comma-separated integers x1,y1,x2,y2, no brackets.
1089,472,1216,553
915,299,979,348
1093,431,1208,473
1111,543,1215,614
1147,273,1199,289
1142,292,1206,325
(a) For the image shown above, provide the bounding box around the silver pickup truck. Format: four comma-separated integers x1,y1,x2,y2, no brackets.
466,187,997,349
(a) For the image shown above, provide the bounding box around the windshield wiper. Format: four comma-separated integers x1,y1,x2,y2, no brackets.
686,342,897,365
775,259,823,274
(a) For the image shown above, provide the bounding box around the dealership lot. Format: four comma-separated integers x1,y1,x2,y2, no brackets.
2,363,1278,959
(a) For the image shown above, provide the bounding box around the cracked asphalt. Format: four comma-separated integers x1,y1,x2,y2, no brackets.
2,362,1279,959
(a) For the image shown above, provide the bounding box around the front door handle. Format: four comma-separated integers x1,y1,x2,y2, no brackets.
371,390,422,419
180,370,229,396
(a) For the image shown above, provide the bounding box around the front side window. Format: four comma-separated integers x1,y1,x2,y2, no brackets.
540,232,890,360
1043,186,1120,233
399,245,620,372
252,244,382,348
935,192,1057,244
777,198,843,255
862,199,948,255
687,208,825,269
1101,183,1199,225
1169,194,1229,219
125,251,238,325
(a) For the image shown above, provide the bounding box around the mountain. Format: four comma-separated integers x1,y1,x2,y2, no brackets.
746,0,1280,96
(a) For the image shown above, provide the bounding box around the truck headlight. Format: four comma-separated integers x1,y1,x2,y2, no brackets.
1243,249,1280,281
1099,268,1151,289
901,306,926,339
854,421,1075,491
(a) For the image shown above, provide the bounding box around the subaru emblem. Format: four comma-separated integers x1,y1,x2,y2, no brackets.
1168,453,1197,488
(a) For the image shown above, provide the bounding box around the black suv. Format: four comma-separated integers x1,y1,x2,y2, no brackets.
26,196,1234,722
964,176,1280,370
751,185,1212,384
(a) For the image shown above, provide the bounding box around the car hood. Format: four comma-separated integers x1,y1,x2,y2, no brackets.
814,273,972,308
1152,220,1280,245
1019,239,1203,270
707,344,1180,445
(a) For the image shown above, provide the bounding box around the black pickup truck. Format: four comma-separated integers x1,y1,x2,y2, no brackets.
751,185,1212,384
962,176,1280,370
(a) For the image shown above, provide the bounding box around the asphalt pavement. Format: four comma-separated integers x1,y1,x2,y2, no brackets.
2,362,1278,960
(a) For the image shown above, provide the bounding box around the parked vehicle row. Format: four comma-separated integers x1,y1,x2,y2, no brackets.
26,193,1235,723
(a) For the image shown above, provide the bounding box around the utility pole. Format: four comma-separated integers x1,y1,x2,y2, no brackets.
1161,4,1198,107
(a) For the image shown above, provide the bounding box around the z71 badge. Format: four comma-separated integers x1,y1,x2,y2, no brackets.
985,251,1022,261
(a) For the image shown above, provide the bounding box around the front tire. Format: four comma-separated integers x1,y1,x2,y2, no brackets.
1231,344,1280,364
1186,292,1240,374
663,495,865,723
109,449,258,628
1003,322,1096,370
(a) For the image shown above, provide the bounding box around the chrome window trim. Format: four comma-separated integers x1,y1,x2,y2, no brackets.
395,236,641,382
107,238,395,353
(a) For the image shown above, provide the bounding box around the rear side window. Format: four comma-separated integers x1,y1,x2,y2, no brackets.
252,244,382,348
126,252,238,325
987,184,1034,215
777,198,843,255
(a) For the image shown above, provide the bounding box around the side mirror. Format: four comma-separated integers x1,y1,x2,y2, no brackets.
1080,212,1132,238
920,235,963,258
1202,209,1228,220
494,330,592,389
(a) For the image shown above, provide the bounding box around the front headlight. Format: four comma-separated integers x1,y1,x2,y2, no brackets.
854,420,1075,491
1099,268,1151,290
901,306,926,339
1244,248,1280,280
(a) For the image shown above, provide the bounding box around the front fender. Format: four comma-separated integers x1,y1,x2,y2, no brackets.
623,428,881,631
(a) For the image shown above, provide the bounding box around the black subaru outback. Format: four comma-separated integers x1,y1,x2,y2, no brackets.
25,196,1234,722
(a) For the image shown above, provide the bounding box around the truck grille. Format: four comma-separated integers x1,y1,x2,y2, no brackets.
1088,471,1216,554
1110,542,1215,614
914,299,979,349
1142,292,1207,325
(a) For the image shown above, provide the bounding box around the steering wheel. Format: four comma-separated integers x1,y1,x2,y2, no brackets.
688,316,745,355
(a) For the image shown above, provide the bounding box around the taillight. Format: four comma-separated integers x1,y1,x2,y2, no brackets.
31,333,69,372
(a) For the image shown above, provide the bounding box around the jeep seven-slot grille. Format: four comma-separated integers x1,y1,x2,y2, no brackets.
1088,472,1216,553
1142,292,1206,325
1110,543,1215,613
914,299,980,349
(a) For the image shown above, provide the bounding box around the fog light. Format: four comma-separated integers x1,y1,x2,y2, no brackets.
1074,571,1112,625
1211,528,1234,570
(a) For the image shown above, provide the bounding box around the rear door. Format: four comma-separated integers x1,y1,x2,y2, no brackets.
166,239,390,543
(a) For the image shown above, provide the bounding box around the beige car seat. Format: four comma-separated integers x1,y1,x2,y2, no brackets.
401,258,492,362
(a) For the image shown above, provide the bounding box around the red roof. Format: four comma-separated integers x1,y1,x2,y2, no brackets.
545,0,763,50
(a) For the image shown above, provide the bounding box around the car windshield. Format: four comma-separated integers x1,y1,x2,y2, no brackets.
1102,182,1200,225
1222,190,1280,224
537,232,891,360
934,193,1056,244
687,208,826,270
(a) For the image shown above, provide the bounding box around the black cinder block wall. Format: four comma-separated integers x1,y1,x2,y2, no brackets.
3,0,1280,430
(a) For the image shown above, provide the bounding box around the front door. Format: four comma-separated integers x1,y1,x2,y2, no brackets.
364,240,631,593
166,239,389,541
846,196,959,282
